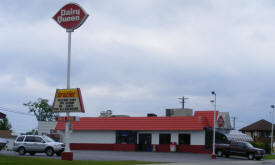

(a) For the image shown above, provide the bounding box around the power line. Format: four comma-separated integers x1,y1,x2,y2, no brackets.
0,106,34,116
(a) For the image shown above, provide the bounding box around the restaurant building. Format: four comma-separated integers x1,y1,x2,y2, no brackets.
54,109,235,153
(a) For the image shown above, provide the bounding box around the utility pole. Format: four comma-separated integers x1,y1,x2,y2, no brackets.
231,116,238,130
271,105,274,154
178,96,189,109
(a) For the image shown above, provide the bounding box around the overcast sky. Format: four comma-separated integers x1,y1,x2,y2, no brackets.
1,0,275,134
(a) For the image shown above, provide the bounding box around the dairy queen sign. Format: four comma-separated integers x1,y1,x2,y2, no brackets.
53,3,89,31
52,3,88,161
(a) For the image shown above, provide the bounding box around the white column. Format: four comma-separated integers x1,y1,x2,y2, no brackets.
171,132,178,143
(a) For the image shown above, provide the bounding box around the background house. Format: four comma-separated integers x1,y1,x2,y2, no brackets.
240,119,274,143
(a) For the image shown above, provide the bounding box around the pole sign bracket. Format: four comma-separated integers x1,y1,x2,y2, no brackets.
56,116,80,122
52,88,85,113
53,3,89,32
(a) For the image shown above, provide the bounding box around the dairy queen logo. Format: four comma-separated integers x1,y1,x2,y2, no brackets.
217,115,225,128
53,3,89,31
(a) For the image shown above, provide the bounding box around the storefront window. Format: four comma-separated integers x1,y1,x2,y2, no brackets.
179,134,190,145
116,131,137,144
159,134,171,144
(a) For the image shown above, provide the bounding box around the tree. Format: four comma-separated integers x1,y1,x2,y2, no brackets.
0,118,12,130
23,98,56,121
22,129,38,135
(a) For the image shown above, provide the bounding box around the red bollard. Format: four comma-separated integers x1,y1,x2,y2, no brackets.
211,153,217,159
61,152,73,161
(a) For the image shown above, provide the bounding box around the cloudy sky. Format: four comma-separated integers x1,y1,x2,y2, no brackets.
1,0,275,134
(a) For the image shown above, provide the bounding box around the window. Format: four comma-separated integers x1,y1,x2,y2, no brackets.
116,131,137,144
24,136,35,142
159,134,171,144
16,136,24,142
34,137,44,143
230,142,239,147
179,134,190,145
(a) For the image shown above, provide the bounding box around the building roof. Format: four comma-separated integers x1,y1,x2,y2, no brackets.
56,111,218,131
194,111,219,128
239,119,274,131
0,112,6,119
0,130,13,138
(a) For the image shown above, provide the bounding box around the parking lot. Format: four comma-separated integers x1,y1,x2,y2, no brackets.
2,150,275,164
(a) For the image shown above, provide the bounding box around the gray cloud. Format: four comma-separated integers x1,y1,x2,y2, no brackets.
1,0,275,133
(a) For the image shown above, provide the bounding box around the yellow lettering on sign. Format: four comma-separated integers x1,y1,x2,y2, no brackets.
56,89,78,98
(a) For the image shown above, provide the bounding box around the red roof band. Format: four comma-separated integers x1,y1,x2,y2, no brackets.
55,111,218,131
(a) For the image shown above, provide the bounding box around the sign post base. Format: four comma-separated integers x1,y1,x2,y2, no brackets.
61,152,73,161
211,153,217,159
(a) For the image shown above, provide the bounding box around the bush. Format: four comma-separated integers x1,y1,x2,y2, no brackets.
249,141,271,154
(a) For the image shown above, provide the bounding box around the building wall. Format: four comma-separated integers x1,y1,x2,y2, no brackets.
5,137,16,151
38,121,57,135
58,131,116,143
137,130,205,145
189,131,205,145
58,130,205,145
58,130,207,153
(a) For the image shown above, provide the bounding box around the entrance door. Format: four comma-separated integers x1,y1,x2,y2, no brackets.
138,134,152,151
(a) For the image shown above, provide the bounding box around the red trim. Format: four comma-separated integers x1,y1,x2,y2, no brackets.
156,144,170,152
177,145,210,154
70,143,137,151
77,88,85,113
70,143,210,154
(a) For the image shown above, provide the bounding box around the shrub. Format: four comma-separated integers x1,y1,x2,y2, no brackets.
249,141,271,154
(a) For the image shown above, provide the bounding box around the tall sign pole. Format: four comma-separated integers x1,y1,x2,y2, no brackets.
65,30,72,153
53,3,88,161
211,91,217,159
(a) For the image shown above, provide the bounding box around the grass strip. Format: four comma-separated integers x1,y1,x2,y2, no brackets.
264,154,275,160
0,155,161,165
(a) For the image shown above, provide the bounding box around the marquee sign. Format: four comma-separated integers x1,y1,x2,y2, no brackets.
52,88,85,113
53,3,89,31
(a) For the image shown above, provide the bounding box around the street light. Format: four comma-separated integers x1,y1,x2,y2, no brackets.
271,105,274,154
211,91,216,159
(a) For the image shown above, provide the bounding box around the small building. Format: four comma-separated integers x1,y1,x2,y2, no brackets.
55,110,236,153
38,121,57,135
240,119,274,143
0,130,16,151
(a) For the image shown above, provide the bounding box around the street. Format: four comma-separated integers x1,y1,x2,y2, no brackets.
1,150,275,165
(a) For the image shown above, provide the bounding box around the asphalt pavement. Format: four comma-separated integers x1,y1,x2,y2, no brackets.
1,150,275,165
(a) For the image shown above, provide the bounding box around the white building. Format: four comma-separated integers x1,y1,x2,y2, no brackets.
54,110,233,153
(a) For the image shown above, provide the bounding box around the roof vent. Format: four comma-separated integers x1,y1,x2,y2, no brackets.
147,113,157,117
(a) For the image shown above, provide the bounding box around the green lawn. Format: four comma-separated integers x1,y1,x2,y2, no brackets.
264,154,275,160
0,155,160,165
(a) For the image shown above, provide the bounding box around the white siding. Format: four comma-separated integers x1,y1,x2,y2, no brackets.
57,130,205,145
38,121,57,135
190,131,205,145
171,132,178,143
151,132,159,144
58,131,116,143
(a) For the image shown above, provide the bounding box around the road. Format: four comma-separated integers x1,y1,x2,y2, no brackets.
1,150,275,165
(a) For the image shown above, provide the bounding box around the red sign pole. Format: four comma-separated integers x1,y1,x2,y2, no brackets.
53,3,88,161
